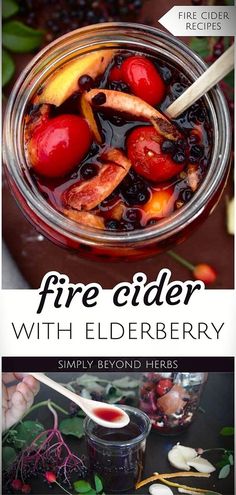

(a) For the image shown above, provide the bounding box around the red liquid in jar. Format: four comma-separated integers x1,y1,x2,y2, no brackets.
24,50,212,235
94,407,124,422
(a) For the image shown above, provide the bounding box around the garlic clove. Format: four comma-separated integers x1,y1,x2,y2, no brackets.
187,456,216,474
168,444,197,471
149,483,174,495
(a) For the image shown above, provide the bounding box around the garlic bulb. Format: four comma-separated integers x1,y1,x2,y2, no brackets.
168,443,215,474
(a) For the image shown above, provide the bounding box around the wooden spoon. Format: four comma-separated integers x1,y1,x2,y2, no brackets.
165,44,234,119
30,372,130,428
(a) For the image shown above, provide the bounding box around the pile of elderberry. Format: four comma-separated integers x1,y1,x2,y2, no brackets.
17,0,143,41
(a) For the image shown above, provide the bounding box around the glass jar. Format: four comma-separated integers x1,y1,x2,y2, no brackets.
84,405,151,492
139,372,208,434
3,23,231,260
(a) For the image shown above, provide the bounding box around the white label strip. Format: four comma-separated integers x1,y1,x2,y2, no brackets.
159,6,236,36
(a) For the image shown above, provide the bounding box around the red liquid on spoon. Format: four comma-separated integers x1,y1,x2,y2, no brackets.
94,407,124,422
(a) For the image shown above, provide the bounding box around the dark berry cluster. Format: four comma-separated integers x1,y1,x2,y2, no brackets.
18,0,143,41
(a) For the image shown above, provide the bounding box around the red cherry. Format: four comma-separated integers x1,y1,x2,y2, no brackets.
21,484,31,494
121,56,165,105
109,66,124,81
28,114,92,178
156,379,173,396
45,471,57,483
11,479,23,490
127,126,184,182
193,264,217,285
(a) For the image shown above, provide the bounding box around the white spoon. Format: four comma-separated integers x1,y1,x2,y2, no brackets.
165,43,234,119
30,372,130,428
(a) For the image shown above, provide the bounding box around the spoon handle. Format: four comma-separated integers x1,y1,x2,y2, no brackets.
165,43,234,119
30,372,82,407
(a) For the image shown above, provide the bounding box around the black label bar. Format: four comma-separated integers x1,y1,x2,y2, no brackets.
2,356,234,372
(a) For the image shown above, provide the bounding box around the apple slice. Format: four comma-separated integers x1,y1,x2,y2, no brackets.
85,89,181,141
64,209,105,229
80,94,102,144
63,148,131,211
38,49,116,106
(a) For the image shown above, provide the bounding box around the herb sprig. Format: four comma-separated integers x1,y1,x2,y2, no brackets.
2,0,43,87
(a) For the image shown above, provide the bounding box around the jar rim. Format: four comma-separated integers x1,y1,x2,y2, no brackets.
3,22,231,247
84,405,151,447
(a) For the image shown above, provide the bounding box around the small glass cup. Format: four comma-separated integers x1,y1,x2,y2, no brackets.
84,405,151,492
139,372,208,435
3,23,231,260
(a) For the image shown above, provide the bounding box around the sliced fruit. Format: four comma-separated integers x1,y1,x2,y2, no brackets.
27,114,92,178
143,188,176,221
63,148,131,211
107,200,125,221
121,56,166,106
64,209,105,229
38,49,116,106
127,127,184,182
80,93,102,144
24,103,50,139
157,384,190,415
85,89,181,141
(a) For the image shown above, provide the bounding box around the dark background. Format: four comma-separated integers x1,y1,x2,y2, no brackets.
2,0,234,289
2,371,234,494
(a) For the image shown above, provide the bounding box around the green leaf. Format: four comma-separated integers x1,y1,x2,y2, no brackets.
2,446,17,470
224,71,234,88
2,48,15,86
12,421,45,449
74,480,92,493
2,0,19,19
59,417,84,439
86,490,97,495
112,376,140,389
189,37,210,59
220,426,234,436
218,463,231,479
2,21,43,53
77,374,108,387
228,454,234,466
94,475,103,493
